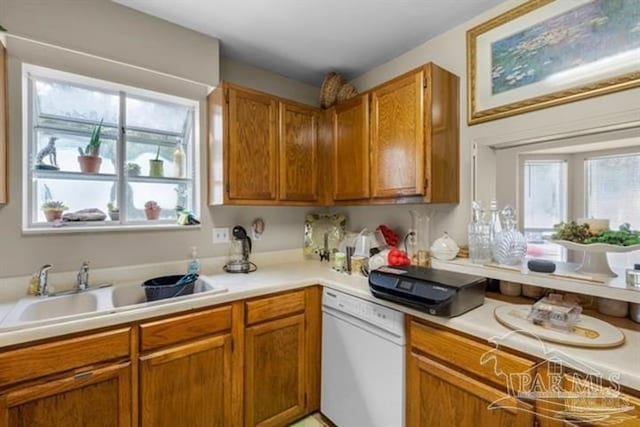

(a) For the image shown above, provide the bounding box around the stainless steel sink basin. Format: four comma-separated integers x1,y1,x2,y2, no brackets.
111,280,225,308
0,279,227,330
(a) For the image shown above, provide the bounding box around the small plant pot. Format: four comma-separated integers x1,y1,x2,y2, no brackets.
43,210,63,222
78,155,102,174
108,211,120,221
149,160,164,177
145,208,161,220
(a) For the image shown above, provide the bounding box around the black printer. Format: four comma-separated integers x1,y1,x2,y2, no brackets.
368,265,486,317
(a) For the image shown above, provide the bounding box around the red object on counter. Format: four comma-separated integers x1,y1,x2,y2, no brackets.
388,247,411,266
377,225,400,247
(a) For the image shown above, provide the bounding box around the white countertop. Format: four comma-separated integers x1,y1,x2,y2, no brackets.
0,257,638,391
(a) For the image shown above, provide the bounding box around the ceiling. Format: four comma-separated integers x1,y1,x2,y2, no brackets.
114,0,504,86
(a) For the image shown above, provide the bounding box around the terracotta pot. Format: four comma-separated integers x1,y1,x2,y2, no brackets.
44,210,63,222
145,208,161,220
78,155,102,174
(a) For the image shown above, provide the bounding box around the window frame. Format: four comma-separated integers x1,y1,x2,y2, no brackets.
22,64,201,234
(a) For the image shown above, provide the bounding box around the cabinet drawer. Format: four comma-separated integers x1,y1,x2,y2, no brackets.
0,328,131,387
409,320,534,390
140,305,232,352
245,290,306,325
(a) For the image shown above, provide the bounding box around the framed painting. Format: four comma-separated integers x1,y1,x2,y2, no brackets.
467,0,640,125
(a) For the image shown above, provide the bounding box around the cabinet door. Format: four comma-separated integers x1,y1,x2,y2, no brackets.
0,362,132,427
407,352,534,427
370,70,425,198
245,314,306,427
227,86,278,201
139,335,232,427
333,95,370,201
279,102,319,202
0,42,6,204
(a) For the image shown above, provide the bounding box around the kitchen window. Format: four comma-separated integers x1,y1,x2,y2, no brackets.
23,65,199,232
522,159,568,261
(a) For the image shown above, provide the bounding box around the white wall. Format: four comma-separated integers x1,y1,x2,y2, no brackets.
350,0,640,245
221,57,319,106
0,0,220,86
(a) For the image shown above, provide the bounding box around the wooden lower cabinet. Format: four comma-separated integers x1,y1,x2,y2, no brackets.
0,362,132,427
407,352,534,427
244,314,307,427
139,334,232,427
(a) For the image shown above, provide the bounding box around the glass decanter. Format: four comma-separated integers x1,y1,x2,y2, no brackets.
491,205,527,265
468,201,491,264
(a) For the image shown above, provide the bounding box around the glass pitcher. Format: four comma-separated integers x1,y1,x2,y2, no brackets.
409,210,431,266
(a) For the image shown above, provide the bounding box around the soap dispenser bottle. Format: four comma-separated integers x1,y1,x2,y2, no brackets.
188,246,200,275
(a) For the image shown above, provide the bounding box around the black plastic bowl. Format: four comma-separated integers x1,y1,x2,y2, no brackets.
142,274,198,302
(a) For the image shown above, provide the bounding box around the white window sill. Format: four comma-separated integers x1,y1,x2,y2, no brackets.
22,223,201,235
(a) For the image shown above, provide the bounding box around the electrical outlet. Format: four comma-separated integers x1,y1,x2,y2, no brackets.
212,227,230,244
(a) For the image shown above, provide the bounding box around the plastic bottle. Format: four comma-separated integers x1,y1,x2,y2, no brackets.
173,140,186,178
188,246,200,275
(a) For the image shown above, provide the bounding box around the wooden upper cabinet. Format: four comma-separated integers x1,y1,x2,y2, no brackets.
332,95,370,201
0,362,132,427
139,335,232,427
227,86,278,202
0,42,7,205
370,70,425,199
279,102,319,202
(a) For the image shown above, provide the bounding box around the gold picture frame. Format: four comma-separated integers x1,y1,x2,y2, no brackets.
467,0,640,125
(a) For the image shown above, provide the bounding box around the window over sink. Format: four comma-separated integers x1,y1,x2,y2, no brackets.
23,64,199,232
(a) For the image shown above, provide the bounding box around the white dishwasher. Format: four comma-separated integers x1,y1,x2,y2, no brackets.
321,288,405,427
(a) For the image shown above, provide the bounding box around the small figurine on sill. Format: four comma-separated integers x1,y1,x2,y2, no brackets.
34,137,60,170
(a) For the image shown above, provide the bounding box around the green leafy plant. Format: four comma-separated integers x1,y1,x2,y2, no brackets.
553,221,640,246
107,202,119,213
78,119,104,157
0,25,7,32
41,200,68,212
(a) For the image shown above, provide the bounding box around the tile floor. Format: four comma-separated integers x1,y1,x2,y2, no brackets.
289,413,332,427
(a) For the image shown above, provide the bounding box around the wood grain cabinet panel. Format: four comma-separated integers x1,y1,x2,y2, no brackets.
227,86,278,201
370,70,425,199
245,290,306,326
407,353,534,427
0,328,131,387
0,362,132,427
245,314,306,427
332,95,370,201
139,335,232,427
0,42,7,204
139,305,232,352
279,102,319,202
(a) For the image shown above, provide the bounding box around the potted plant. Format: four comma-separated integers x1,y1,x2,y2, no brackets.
144,200,161,220
41,201,68,222
107,202,119,221
78,119,104,174
149,147,164,177
127,162,141,177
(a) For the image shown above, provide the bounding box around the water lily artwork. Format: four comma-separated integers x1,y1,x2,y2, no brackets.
467,0,640,125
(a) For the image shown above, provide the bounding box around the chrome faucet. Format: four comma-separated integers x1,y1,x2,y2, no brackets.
37,264,53,296
76,261,90,291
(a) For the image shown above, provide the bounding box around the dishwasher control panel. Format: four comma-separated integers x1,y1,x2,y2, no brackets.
323,288,404,336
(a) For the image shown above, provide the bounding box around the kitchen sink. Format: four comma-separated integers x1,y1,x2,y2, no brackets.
111,280,226,308
0,279,227,330
2,292,99,327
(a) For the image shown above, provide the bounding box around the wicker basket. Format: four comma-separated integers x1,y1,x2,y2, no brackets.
336,83,358,104
320,72,344,108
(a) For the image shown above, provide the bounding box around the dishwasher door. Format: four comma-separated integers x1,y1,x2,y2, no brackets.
321,304,405,427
